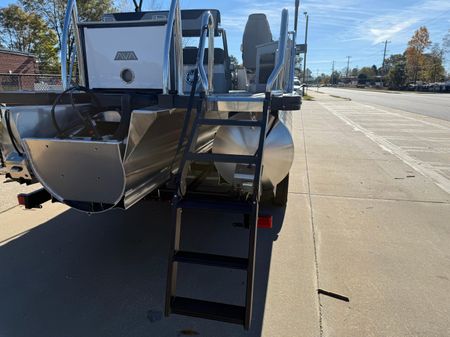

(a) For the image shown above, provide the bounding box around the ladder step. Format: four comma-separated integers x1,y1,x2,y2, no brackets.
177,198,253,213
171,296,246,325
173,251,248,270
207,95,265,102
186,152,257,164
206,95,265,113
198,118,262,127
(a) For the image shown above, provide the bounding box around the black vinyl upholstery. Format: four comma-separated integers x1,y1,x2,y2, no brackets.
183,47,225,65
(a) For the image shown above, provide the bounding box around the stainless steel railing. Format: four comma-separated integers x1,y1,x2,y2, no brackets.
286,30,297,92
196,11,215,95
266,8,289,93
162,0,184,94
61,0,85,90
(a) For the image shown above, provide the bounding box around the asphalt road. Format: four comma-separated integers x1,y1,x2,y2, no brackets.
318,87,450,121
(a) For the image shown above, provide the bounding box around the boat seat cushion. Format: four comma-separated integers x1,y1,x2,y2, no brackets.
183,47,225,65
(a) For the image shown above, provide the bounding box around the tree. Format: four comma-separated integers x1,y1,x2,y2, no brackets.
443,29,450,74
405,26,431,83
20,0,116,50
318,73,330,85
330,70,340,85
443,29,450,53
387,61,407,89
295,54,303,78
384,54,406,72
229,55,240,68
304,68,313,83
371,65,378,76
358,65,377,84
442,29,450,53
423,43,445,83
20,0,116,75
0,4,59,73
357,73,368,85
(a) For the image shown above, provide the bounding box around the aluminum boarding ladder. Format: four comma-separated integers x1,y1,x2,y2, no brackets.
164,92,270,329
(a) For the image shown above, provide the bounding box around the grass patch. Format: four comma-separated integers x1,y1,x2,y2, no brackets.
302,94,314,101
329,94,351,101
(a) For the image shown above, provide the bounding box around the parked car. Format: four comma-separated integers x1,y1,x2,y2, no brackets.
294,79,302,94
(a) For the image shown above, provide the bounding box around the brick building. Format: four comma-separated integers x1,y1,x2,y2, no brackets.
0,48,38,90
0,48,38,73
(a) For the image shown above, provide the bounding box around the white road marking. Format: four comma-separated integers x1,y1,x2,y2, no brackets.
319,102,450,195
353,102,450,131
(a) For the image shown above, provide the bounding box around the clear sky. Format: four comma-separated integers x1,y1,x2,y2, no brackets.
1,0,449,74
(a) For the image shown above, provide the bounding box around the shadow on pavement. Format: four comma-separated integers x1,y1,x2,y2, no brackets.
0,199,286,337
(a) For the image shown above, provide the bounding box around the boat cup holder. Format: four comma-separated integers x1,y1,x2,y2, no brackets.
120,68,135,84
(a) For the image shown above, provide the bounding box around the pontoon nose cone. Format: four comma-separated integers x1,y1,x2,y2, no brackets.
212,113,294,189
23,138,126,213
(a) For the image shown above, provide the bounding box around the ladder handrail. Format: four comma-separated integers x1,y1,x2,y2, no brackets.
163,0,184,94
287,0,301,92
61,0,85,90
196,11,215,95
286,30,297,92
266,8,289,93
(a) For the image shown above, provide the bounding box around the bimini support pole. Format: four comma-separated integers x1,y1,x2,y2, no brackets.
163,0,184,94
61,0,85,89
287,0,300,92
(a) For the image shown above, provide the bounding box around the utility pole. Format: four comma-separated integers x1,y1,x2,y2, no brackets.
381,40,391,87
331,60,335,85
346,56,351,78
316,69,320,91
381,40,391,71
302,12,309,95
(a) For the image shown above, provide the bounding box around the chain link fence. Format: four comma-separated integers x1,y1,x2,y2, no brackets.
0,73,77,92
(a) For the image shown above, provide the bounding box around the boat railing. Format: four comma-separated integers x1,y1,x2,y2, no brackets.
163,0,184,94
195,11,215,95
286,30,296,92
61,0,85,90
286,0,300,93
266,8,289,94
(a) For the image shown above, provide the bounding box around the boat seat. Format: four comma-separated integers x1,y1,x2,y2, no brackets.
183,47,225,65
182,47,230,93
242,14,273,72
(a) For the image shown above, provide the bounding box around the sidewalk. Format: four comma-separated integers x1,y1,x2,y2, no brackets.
300,92,450,337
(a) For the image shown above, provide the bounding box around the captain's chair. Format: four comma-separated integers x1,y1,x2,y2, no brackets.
183,47,231,93
242,14,276,92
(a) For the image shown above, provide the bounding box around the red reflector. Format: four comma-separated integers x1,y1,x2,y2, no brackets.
17,194,26,206
258,215,272,229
